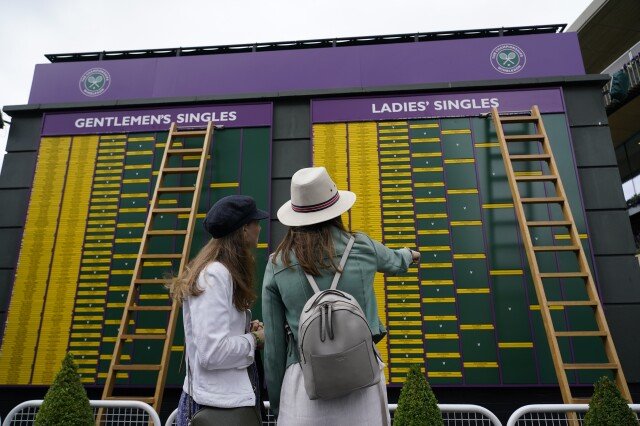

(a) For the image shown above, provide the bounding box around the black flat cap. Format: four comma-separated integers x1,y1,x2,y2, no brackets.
203,195,269,238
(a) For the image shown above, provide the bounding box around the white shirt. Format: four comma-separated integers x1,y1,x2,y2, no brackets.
182,261,256,407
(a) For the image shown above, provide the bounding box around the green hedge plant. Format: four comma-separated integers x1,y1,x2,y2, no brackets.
584,376,638,426
34,352,94,426
393,364,443,426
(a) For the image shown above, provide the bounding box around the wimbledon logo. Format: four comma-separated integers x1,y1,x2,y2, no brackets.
490,44,526,74
79,68,111,97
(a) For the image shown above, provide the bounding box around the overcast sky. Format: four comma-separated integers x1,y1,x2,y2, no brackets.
0,0,593,169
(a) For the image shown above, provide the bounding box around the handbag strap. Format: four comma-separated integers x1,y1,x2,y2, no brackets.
304,235,355,293
187,360,194,422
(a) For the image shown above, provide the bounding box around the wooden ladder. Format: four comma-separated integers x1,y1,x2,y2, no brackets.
491,106,631,404
101,122,215,411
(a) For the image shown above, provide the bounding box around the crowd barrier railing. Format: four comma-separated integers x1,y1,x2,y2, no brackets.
165,402,502,425
506,403,640,426
2,399,161,426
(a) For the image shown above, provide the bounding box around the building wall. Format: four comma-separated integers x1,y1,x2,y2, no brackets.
564,84,640,382
0,114,42,343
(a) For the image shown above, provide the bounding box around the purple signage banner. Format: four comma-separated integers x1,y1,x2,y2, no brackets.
29,33,584,105
41,103,272,136
311,89,565,123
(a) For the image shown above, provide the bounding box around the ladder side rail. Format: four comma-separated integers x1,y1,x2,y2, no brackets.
153,122,215,410
491,107,573,404
533,106,632,401
102,123,178,401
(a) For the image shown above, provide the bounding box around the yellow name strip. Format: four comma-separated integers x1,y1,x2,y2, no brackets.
424,315,457,321
453,253,486,260
410,124,439,129
499,342,534,348
210,182,240,188
411,138,441,143
490,269,523,276
447,189,478,195
427,353,461,358
460,324,494,330
450,220,482,226
463,362,498,368
427,371,463,378
422,280,454,286
482,203,514,209
441,129,471,135
457,288,490,294
444,159,475,164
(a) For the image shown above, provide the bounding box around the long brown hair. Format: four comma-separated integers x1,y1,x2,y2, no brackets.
272,216,351,276
168,225,256,311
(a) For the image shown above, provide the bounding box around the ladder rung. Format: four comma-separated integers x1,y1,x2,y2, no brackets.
162,167,200,174
152,207,191,214
555,331,607,337
547,300,597,307
533,245,580,252
172,130,207,136
113,364,162,371
515,175,558,182
141,254,183,259
121,334,168,340
505,134,545,142
167,148,203,155
157,187,196,193
134,279,166,285
564,363,618,370
509,154,551,161
106,396,155,404
129,305,173,311
499,116,538,123
147,230,188,236
540,272,588,278
521,197,564,204
527,220,571,227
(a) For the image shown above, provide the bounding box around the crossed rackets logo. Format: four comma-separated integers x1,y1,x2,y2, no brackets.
79,68,111,97
490,44,526,74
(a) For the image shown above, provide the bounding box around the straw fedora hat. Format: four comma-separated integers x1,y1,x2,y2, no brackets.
277,167,356,227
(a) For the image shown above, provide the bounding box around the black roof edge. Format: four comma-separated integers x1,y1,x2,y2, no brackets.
44,24,567,63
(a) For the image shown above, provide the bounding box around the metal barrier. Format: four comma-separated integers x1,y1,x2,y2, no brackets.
165,402,502,425
437,404,502,425
2,399,162,426
506,403,640,426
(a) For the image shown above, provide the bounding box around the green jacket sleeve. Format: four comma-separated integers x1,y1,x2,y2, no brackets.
366,234,412,275
261,260,287,417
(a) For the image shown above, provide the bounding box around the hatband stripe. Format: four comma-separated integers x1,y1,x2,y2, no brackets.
291,192,340,213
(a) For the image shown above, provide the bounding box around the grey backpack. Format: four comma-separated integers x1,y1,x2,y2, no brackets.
297,236,381,400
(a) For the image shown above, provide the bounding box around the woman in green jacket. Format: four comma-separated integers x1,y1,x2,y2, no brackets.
262,167,420,425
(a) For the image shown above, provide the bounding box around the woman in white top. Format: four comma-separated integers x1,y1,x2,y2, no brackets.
169,195,268,426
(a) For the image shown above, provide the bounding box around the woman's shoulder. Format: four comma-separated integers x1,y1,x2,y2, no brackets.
201,261,232,284
268,252,299,274
350,231,376,247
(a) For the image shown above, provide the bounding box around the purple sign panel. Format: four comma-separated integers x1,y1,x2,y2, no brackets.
311,89,565,123
29,33,584,104
42,103,273,136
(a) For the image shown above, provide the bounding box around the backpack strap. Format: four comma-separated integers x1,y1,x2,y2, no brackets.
304,235,356,293
330,235,355,290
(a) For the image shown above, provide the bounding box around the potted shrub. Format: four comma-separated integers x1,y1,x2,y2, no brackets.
34,352,94,425
584,376,638,425
393,364,443,426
